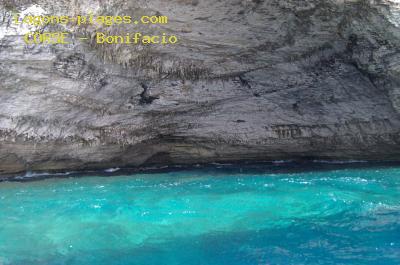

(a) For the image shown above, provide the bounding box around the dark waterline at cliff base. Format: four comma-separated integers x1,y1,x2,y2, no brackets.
4,160,400,182
0,164,399,265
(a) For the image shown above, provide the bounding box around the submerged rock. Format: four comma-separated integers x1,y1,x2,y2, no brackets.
1,0,400,176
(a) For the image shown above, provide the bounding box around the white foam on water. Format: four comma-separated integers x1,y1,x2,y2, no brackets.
104,168,120,173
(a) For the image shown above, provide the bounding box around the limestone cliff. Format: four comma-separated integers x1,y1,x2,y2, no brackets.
1,0,400,176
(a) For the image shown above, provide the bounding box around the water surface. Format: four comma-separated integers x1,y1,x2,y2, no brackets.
0,166,399,264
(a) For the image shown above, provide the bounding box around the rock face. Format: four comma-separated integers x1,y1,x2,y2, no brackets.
1,0,400,176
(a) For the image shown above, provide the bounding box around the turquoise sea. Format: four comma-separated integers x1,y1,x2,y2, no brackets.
0,164,399,265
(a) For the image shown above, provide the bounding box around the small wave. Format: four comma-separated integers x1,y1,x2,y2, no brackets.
210,162,234,166
272,160,293,164
312,160,368,164
14,171,74,180
104,168,120,173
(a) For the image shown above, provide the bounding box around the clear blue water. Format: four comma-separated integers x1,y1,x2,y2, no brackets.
0,166,399,265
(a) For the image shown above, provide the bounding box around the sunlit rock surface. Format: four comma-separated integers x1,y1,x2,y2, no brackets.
1,0,400,176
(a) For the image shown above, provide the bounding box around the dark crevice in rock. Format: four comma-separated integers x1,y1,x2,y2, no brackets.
238,75,251,89
139,83,159,105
